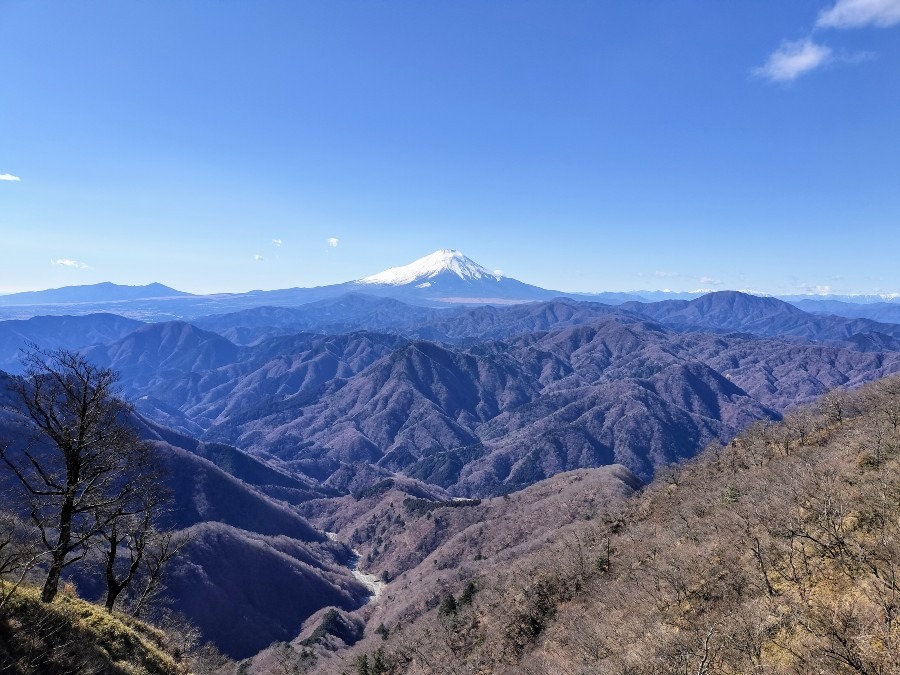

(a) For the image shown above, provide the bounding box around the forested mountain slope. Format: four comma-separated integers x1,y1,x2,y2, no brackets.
247,464,642,673
306,376,900,674
50,307,899,495
203,318,900,491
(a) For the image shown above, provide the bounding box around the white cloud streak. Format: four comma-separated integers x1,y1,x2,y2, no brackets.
0,173,21,182
799,283,834,294
272,239,282,247
327,237,339,248
52,259,90,269
817,0,900,28
754,39,833,82
254,254,264,262
654,270,679,278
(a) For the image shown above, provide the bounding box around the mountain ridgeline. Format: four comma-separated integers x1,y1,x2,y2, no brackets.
5,251,900,667
5,249,899,321
6,289,900,495
63,291,900,493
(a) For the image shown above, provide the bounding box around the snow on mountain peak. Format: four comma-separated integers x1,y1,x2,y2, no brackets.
360,249,501,286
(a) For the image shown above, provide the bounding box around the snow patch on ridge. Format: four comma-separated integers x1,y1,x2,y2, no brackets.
360,249,501,286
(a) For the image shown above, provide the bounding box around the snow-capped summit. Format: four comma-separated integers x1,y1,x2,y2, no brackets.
360,249,501,286
350,248,557,303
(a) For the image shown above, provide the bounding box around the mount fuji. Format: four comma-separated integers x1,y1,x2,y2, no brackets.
353,249,559,303
361,249,501,286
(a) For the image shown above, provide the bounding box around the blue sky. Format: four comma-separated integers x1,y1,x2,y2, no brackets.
1,1,899,295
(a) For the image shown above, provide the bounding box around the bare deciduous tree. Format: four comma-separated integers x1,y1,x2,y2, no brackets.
128,525,192,619
100,474,171,612
0,348,167,604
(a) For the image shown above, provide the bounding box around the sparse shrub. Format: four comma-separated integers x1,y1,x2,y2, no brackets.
459,580,477,606
370,648,386,675
721,485,740,503
438,592,458,616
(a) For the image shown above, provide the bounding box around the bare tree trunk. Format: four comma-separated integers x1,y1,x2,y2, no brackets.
104,528,143,612
105,532,123,611
41,557,63,603
41,495,75,603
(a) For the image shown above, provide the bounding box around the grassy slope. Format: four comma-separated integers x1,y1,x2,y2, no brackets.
0,586,183,675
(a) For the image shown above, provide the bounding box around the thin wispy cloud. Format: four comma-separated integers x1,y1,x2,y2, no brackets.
0,173,21,182
254,254,264,262
272,239,282,247
754,39,833,82
699,276,723,286
817,0,900,28
327,237,339,248
654,270,679,278
52,258,90,269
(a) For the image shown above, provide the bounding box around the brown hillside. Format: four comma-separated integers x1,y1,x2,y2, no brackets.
300,376,900,674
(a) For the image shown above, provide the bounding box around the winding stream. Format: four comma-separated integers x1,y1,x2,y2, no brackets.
326,532,385,601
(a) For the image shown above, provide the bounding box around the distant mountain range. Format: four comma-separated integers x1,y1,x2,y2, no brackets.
0,250,562,319
0,281,191,306
5,249,898,321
